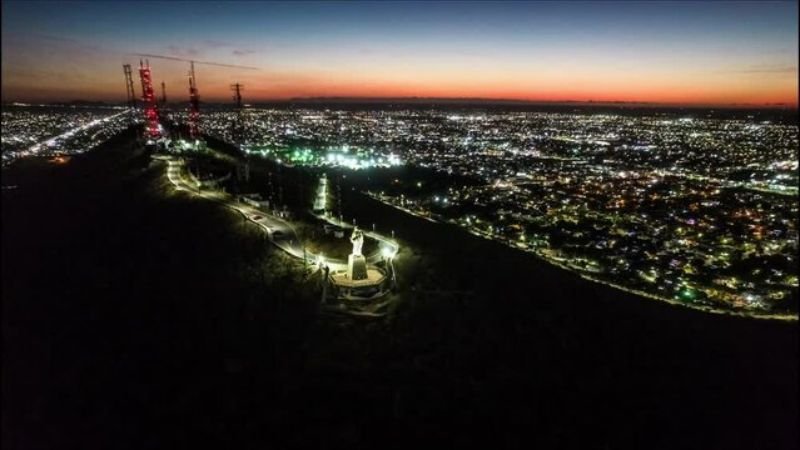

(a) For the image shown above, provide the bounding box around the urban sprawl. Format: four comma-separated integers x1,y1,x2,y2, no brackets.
3,104,797,316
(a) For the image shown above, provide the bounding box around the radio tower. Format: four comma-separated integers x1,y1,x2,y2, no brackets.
231,82,244,147
131,53,257,143
138,59,160,139
123,64,136,108
188,62,200,139
122,64,137,124
231,83,249,182
160,81,167,105
231,82,243,109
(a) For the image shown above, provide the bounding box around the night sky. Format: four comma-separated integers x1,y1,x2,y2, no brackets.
2,1,797,106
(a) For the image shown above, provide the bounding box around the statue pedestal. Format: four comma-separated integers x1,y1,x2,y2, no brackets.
347,254,368,280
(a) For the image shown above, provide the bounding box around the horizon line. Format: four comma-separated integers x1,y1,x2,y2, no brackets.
3,95,798,110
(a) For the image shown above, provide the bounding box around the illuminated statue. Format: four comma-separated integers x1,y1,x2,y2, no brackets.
350,227,364,256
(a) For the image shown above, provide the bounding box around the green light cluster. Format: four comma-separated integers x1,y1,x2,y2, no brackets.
243,144,402,170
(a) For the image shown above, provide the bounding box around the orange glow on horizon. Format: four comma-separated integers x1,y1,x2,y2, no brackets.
2,1,797,108
2,58,797,108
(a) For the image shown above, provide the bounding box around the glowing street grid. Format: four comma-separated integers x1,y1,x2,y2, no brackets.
192,107,798,317
1,105,132,166
4,104,798,317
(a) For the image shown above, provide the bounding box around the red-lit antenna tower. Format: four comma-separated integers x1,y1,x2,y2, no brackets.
188,62,200,139
131,53,257,141
138,59,160,139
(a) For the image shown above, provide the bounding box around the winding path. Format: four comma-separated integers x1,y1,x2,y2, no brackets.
158,155,399,272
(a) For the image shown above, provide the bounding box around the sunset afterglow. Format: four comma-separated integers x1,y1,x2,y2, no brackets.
2,1,798,107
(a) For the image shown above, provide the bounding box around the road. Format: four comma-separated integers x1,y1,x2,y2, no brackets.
21,110,131,159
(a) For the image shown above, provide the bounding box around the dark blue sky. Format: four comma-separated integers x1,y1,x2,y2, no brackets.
2,1,797,105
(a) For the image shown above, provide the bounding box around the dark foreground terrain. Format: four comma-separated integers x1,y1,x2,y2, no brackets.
2,131,797,450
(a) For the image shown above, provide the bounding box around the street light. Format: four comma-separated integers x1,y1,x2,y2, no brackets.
381,247,396,260
381,247,397,290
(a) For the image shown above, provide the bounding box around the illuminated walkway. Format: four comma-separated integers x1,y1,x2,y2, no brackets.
159,155,399,272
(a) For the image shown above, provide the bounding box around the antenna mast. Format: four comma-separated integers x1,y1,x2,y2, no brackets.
188,61,200,139
138,59,160,139
122,64,137,124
